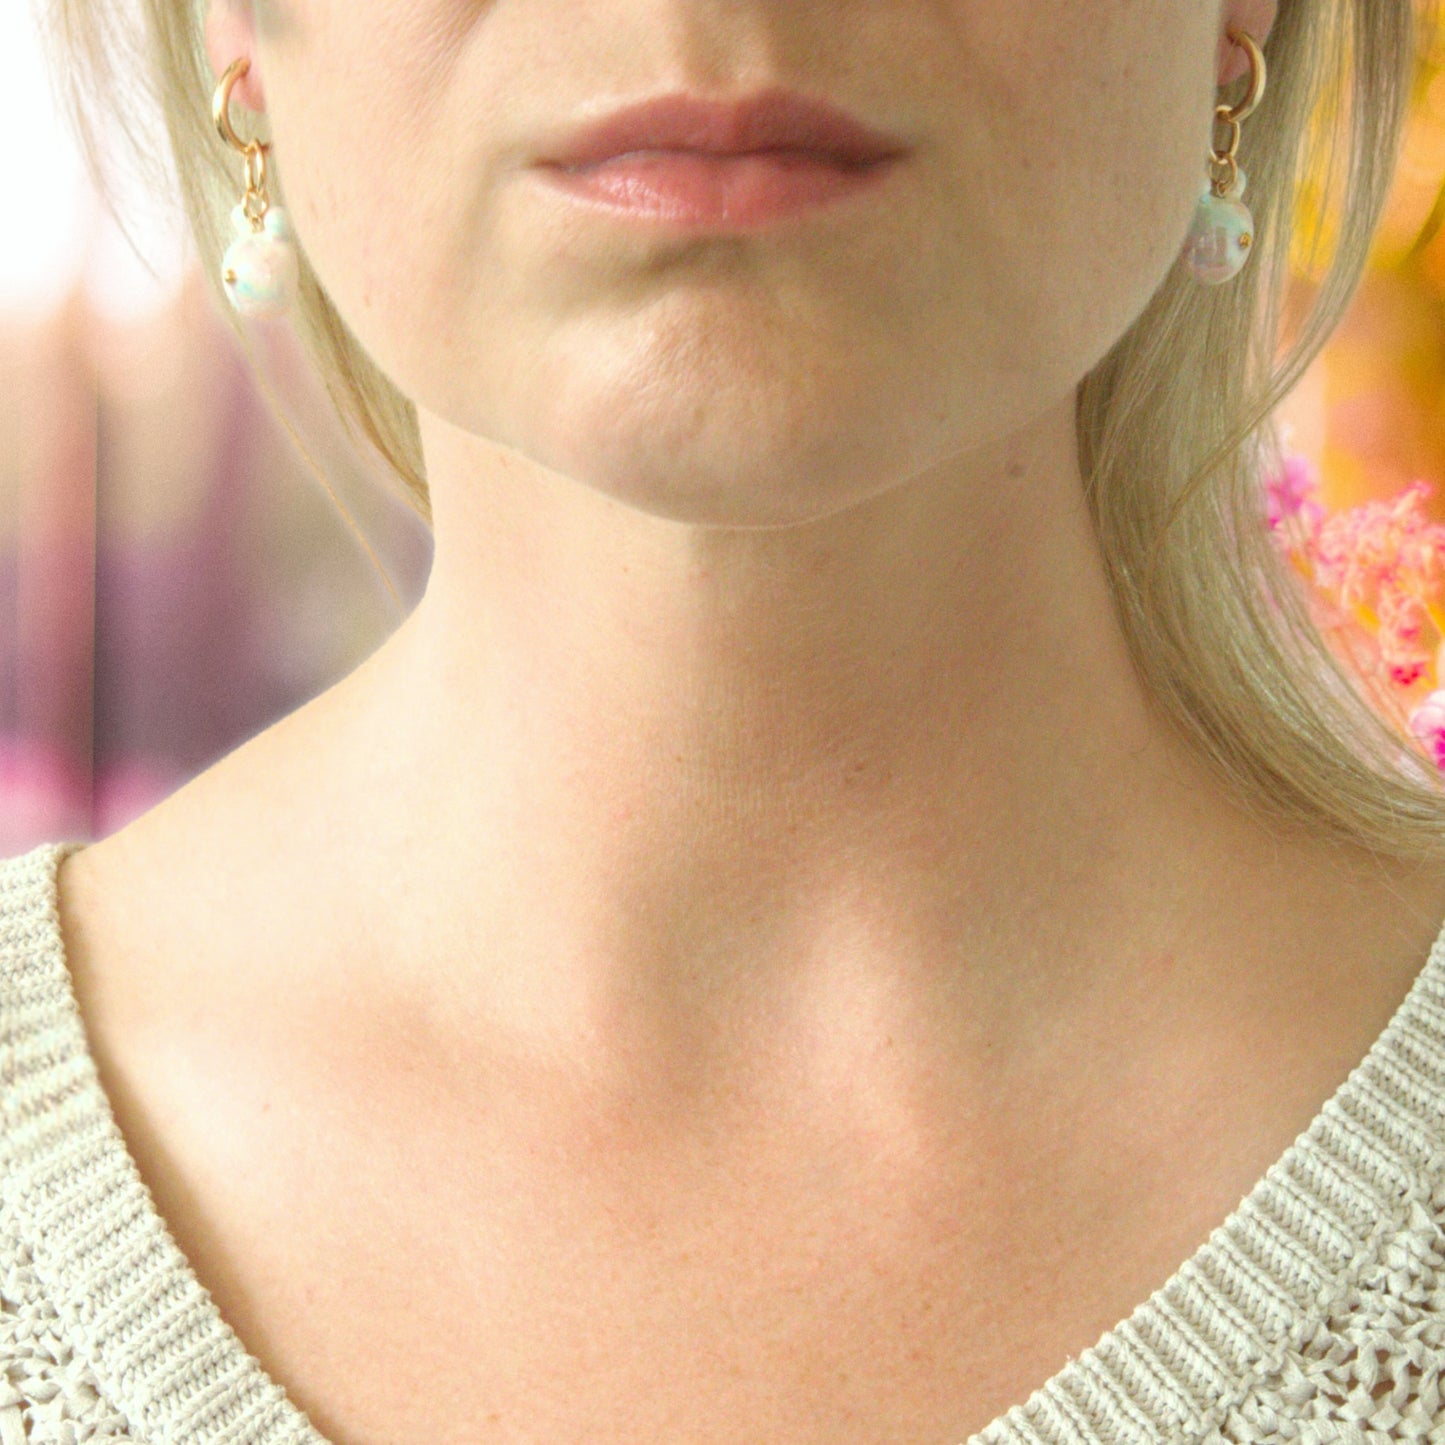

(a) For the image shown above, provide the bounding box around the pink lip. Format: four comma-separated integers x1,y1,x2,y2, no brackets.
532,90,909,230
536,152,900,230
534,89,909,169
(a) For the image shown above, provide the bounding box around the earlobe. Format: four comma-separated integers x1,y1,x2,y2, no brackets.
1217,1,1279,88
204,0,265,112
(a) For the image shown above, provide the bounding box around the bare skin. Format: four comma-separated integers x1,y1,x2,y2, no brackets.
57,712,1445,1445
47,0,1445,1440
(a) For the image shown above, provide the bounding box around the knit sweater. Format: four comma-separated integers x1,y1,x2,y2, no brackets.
2,838,1445,1445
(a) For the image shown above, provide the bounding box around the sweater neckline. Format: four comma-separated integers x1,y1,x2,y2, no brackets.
3,836,1445,1445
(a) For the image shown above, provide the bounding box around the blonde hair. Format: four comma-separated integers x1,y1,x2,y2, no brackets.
36,0,1445,859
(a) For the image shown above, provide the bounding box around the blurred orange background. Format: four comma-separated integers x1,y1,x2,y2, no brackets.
1280,11,1445,507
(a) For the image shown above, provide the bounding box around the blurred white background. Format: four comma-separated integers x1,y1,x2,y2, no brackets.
4,0,192,327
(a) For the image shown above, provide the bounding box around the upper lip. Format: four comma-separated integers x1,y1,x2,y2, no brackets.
535,89,910,168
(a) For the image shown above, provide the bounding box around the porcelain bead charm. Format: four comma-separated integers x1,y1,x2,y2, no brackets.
1184,25,1266,287
222,203,299,319
1184,169,1255,286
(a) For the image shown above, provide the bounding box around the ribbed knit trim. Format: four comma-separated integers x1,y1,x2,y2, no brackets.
2,836,1444,1445
0,840,326,1444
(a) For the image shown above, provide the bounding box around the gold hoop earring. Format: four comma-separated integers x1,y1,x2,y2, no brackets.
1183,27,1268,285
212,57,300,319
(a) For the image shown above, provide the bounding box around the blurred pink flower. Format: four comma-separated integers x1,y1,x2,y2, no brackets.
1296,479,1445,691
1262,457,1445,772
1409,688,1445,769
1310,480,1445,604
1378,587,1431,685
1265,452,1327,542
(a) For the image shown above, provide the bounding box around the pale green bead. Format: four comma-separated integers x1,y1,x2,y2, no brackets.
221,230,299,319
1184,191,1255,285
1199,166,1247,202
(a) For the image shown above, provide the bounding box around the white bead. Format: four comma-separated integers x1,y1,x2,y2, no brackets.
231,201,295,242
263,205,295,242
221,228,300,319
1184,190,1255,285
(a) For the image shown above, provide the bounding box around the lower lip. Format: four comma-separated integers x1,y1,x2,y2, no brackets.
535,150,900,230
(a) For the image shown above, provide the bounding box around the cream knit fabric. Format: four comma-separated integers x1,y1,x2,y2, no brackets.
3,836,1445,1444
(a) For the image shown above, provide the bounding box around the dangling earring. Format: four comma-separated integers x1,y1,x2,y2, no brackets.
1184,27,1267,286
212,57,300,319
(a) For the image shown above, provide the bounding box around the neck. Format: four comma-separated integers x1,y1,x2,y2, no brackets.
111,387,1445,1116
306,395,1230,1038
407,394,1151,818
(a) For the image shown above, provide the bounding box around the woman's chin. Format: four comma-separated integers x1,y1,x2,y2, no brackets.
534,429,902,529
